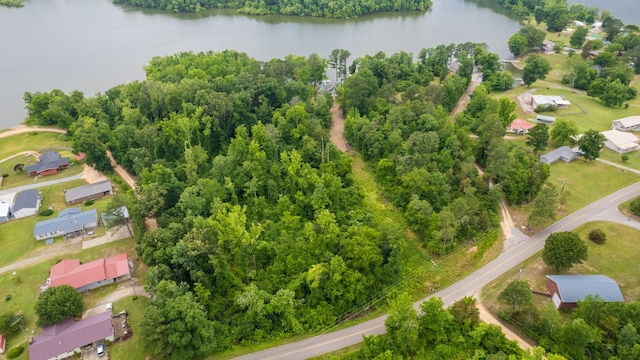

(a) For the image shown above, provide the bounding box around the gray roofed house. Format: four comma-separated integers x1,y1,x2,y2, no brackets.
12,189,41,218
540,146,580,164
33,208,98,241
65,180,113,205
25,151,70,176
29,311,114,360
546,275,624,310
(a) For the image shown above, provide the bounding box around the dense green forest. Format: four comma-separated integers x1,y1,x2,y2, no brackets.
0,0,24,8
112,0,432,17
22,45,543,357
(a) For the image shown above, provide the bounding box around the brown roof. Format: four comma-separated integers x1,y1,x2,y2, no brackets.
49,254,129,289
29,312,113,360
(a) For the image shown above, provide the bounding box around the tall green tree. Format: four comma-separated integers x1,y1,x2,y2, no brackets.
523,54,551,87
550,119,579,146
498,279,534,316
526,123,549,154
528,182,558,226
509,33,529,57
35,285,84,327
570,27,589,48
577,129,606,161
542,231,588,272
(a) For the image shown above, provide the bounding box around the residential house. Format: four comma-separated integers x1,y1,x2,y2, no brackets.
506,119,536,134
317,80,335,95
573,20,586,27
601,130,640,154
536,114,557,123
0,201,10,222
540,146,580,164
0,334,5,354
546,275,624,310
29,311,114,360
12,190,41,219
49,253,131,293
612,116,640,132
33,208,98,241
26,152,70,177
64,180,113,205
532,95,571,109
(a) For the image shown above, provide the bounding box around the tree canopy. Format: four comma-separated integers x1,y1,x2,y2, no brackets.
577,129,606,161
542,231,588,272
34,285,84,327
112,0,433,17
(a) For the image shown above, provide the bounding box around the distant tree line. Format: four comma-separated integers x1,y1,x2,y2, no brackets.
112,0,433,17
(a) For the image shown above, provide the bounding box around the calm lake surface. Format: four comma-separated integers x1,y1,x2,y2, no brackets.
0,0,637,129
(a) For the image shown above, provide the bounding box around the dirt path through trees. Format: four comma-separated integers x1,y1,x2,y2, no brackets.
329,97,348,152
0,124,67,138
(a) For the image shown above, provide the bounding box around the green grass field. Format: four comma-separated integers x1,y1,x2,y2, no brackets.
0,132,70,161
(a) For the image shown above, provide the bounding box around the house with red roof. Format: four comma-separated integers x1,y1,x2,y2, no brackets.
29,311,114,360
506,119,536,134
0,334,6,354
48,254,131,293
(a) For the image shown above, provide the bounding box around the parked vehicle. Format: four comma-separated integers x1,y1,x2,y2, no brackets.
97,342,105,357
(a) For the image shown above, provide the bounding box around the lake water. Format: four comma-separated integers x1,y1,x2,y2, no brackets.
0,0,637,129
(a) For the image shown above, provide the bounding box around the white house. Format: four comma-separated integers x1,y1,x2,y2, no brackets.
612,116,640,132
602,130,640,154
12,190,41,219
532,95,571,109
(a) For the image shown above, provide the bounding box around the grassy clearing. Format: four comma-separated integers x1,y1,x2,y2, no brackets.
481,221,640,317
0,132,70,161
508,158,640,233
109,296,152,360
600,148,640,171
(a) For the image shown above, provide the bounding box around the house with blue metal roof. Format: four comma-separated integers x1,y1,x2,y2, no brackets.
33,208,98,241
546,275,624,310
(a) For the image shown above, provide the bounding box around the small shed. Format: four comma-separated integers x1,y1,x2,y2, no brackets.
0,334,5,353
546,275,624,310
536,114,556,123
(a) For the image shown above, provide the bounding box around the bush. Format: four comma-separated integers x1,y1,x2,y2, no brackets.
5,294,11,301
39,209,54,216
6,345,24,359
630,198,640,217
2,173,8,178
84,200,94,206
588,229,606,244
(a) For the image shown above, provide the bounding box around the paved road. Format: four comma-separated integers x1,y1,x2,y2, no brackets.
0,172,84,198
234,180,640,360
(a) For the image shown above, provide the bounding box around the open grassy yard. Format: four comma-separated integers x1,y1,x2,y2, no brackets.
600,148,640,171
109,296,152,360
0,132,70,161
481,221,640,318
0,237,137,358
545,159,639,215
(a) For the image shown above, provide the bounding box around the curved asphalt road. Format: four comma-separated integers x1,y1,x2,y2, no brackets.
234,180,640,360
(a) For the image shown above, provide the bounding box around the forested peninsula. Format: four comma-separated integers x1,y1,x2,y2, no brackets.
22,42,546,357
112,0,432,17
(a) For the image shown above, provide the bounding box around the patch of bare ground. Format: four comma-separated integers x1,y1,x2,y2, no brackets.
329,98,348,152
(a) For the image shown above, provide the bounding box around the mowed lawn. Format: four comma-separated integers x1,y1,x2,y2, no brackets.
0,132,69,161
110,296,152,360
482,221,640,314
545,159,640,215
